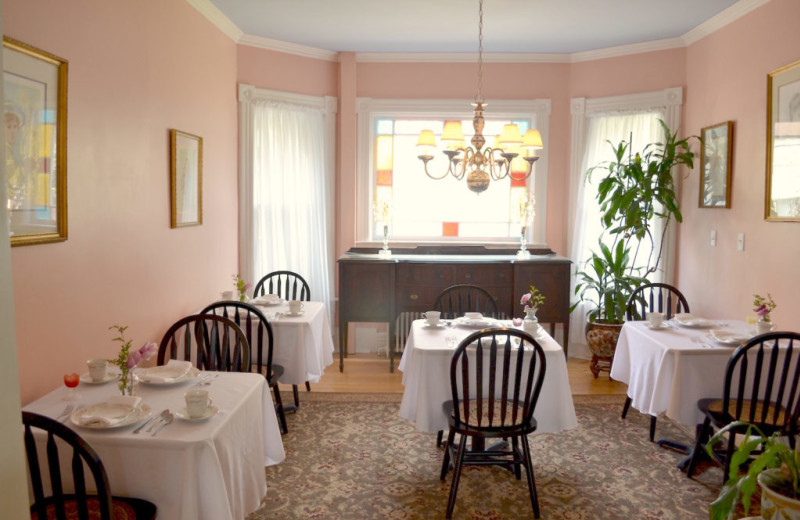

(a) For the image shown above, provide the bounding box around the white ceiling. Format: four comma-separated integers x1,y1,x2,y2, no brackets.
206,0,745,55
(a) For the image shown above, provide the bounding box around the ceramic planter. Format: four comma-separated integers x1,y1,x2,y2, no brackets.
585,320,623,378
759,469,800,520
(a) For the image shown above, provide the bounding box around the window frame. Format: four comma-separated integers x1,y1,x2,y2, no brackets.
356,97,551,247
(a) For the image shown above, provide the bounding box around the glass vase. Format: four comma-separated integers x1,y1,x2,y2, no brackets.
523,308,539,334
120,369,137,396
756,317,775,335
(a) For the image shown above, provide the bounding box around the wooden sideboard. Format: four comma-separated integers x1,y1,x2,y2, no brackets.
337,246,571,372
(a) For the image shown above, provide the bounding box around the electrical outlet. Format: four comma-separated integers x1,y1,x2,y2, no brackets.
737,232,745,251
710,230,717,247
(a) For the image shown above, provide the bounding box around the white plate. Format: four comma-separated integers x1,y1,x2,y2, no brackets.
284,310,305,317
454,317,496,329
672,314,720,328
175,405,219,422
709,329,750,345
79,372,120,385
251,298,282,307
136,366,200,386
644,321,671,330
71,403,151,430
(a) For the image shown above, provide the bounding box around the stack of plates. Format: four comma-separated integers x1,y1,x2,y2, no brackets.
708,329,750,347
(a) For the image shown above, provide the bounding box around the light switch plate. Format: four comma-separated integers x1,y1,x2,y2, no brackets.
737,232,745,251
710,230,717,247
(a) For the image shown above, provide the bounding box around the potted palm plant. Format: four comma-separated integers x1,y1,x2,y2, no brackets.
707,422,800,520
571,120,696,376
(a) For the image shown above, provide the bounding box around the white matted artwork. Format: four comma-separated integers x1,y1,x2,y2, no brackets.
766,59,800,221
170,129,202,228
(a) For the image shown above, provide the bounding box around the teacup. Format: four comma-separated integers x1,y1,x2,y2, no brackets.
185,388,212,419
288,300,304,315
221,290,234,300
649,312,665,328
425,310,441,326
87,359,108,382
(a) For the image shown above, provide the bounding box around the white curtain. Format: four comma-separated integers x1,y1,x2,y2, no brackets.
248,99,334,317
568,110,664,359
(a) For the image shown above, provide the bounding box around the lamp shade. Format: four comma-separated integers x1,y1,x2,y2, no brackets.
441,120,465,142
416,129,437,147
522,129,543,149
497,123,523,147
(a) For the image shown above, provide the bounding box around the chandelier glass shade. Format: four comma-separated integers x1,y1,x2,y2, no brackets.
415,0,543,194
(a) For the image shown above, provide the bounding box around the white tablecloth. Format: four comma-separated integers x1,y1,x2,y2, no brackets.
257,300,335,384
398,320,578,433
24,371,285,520
610,319,751,426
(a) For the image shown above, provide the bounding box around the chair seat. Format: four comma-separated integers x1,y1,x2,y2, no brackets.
700,397,789,430
443,399,537,435
31,495,157,520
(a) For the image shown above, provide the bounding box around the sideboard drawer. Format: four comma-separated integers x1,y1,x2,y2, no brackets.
396,263,454,286
455,264,512,286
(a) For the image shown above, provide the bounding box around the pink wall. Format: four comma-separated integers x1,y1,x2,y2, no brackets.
679,0,800,329
237,46,338,97
5,0,240,404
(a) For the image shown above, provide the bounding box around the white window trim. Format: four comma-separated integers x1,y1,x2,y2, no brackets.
237,83,338,285
355,97,552,247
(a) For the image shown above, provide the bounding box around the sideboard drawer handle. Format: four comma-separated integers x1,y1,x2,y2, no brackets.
410,294,419,300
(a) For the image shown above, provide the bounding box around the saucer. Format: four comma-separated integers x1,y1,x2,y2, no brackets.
422,321,448,329
175,405,219,422
285,310,305,317
79,372,120,385
644,321,671,330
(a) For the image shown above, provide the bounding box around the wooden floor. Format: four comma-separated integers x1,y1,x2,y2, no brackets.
278,353,628,395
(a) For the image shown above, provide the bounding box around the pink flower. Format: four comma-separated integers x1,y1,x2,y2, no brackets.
139,341,158,361
520,293,531,305
127,349,142,369
245,282,252,290
755,304,769,317
524,304,530,312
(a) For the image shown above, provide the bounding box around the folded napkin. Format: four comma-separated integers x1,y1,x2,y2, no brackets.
252,294,280,305
137,359,193,383
76,396,142,427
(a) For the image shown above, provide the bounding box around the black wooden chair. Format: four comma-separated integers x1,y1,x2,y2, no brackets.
254,270,312,408
686,331,800,483
201,300,288,434
157,314,250,373
622,282,691,442
440,328,546,519
23,411,157,520
433,284,499,320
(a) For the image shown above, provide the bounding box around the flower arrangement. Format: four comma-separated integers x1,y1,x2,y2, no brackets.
520,285,546,312
109,325,157,395
753,293,777,322
233,274,251,302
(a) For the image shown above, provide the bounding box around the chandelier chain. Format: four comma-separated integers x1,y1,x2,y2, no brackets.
476,0,484,103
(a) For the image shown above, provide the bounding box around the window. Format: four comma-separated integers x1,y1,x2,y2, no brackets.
357,98,551,245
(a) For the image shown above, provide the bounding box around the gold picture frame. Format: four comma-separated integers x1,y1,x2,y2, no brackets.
766,59,800,221
3,37,68,246
699,121,733,208
169,129,202,228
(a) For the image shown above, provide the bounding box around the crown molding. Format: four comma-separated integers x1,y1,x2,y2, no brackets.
355,52,568,64
682,0,772,46
570,37,685,63
185,0,242,42
238,34,339,62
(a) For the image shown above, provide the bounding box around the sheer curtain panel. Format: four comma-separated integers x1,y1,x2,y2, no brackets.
239,85,337,320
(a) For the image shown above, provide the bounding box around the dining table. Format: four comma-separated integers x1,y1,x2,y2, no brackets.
244,299,335,385
23,370,285,520
610,318,752,427
398,318,578,434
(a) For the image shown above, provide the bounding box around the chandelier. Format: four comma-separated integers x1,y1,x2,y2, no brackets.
415,0,542,194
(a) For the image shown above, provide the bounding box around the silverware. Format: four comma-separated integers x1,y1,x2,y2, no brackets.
151,412,174,436
146,409,171,433
134,409,168,434
56,404,75,422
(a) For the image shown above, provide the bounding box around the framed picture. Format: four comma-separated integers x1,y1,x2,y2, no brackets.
3,37,68,246
699,121,733,208
169,129,202,228
766,59,800,221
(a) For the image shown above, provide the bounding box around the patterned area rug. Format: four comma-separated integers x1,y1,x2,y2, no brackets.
249,393,727,519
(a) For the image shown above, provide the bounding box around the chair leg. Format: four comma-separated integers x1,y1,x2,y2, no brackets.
621,396,632,419
292,384,300,408
649,416,657,442
272,384,288,434
436,430,444,447
686,418,711,478
520,434,541,519
724,432,737,485
512,437,522,480
440,428,456,481
446,434,468,520
305,381,311,392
